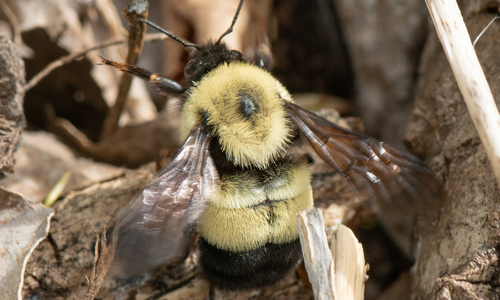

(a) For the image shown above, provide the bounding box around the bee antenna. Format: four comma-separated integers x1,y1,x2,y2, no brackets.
216,0,244,44
140,18,200,50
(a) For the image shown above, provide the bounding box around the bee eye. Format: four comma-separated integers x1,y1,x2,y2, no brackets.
239,92,257,117
185,59,204,79
229,50,244,61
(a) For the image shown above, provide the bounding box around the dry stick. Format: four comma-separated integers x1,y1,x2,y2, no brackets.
297,208,367,300
472,15,500,48
24,39,123,92
24,33,166,92
95,0,127,43
83,213,119,300
100,3,149,140
297,208,336,300
0,0,21,45
43,103,94,154
424,0,500,188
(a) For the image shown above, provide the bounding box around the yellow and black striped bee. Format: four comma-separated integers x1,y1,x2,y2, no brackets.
101,0,441,291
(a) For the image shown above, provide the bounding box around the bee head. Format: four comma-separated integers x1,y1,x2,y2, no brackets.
141,0,246,84
181,62,293,169
183,0,246,83
184,44,245,83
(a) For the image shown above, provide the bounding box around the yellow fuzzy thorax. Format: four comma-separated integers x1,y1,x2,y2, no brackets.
181,62,294,168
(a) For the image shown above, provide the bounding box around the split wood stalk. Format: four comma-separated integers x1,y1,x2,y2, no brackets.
297,208,366,300
424,0,500,188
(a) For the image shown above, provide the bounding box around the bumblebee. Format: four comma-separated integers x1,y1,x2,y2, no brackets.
102,0,441,291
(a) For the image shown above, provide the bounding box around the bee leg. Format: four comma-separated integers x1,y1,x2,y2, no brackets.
149,74,186,94
252,36,273,71
99,56,185,94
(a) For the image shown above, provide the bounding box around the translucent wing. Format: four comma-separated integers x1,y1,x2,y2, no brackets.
108,124,218,277
284,101,442,213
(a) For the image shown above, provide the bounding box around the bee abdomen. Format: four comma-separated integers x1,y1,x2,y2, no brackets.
199,238,302,290
199,155,313,289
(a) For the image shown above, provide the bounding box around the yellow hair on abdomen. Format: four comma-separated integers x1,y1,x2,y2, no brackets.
200,186,313,253
263,161,311,201
181,62,294,168
207,157,311,209
269,186,313,245
210,173,266,209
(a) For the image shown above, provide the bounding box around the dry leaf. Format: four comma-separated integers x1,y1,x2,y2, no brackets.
0,188,54,299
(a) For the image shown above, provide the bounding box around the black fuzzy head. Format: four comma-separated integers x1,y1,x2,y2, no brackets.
184,42,245,84
141,0,245,85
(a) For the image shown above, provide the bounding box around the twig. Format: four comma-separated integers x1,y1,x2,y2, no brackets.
24,33,166,92
24,39,123,91
95,0,127,42
100,1,149,140
0,0,21,44
44,103,94,154
425,0,500,189
83,211,119,300
472,15,500,48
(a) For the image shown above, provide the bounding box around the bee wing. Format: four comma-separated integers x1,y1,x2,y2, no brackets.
284,101,442,213
109,124,218,277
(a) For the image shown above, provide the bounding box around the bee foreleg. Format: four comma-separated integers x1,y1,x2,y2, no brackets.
149,74,186,94
99,56,185,94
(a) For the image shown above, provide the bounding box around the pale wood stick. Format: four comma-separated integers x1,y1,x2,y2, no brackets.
330,225,367,300
297,208,336,300
297,208,367,300
425,0,500,187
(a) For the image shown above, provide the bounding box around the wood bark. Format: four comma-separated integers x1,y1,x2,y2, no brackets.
0,35,25,175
